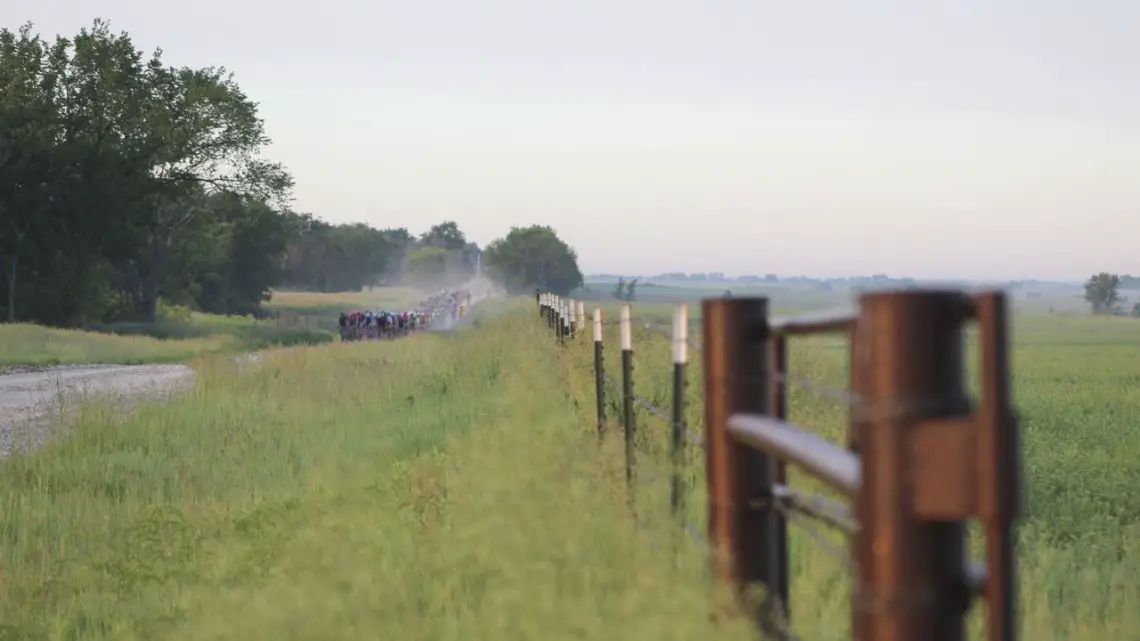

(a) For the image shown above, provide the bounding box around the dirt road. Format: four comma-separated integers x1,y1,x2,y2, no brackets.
0,364,194,457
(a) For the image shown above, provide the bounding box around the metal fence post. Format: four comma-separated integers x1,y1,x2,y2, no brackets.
620,304,636,507
670,304,689,523
853,290,973,641
701,297,786,626
593,308,606,439
765,332,790,626
566,299,575,339
559,301,566,346
974,292,1020,641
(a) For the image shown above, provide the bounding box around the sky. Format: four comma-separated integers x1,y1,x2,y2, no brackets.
5,1,1140,281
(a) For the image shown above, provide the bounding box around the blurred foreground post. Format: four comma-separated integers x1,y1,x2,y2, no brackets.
854,291,971,641
702,297,787,626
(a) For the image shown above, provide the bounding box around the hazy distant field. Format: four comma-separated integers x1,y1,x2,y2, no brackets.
580,277,1096,315
0,293,1135,639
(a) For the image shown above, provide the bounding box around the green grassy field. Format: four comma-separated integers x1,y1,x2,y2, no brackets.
0,311,333,368
0,289,422,368
0,295,1135,639
266,288,426,330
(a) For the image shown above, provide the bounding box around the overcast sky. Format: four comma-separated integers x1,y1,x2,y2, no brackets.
5,1,1140,280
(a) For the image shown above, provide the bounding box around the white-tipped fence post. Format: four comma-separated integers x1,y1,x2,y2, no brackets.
558,300,567,345
671,304,689,523
620,304,635,506
568,299,576,338
593,308,605,438
577,300,586,339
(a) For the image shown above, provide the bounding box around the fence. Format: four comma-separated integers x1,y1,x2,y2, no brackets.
536,290,1021,641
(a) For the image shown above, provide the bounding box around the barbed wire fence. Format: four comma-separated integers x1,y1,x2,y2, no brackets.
535,290,1022,641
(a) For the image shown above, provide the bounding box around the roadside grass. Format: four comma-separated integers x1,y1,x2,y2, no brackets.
0,323,232,368
0,305,753,641
0,313,333,368
2,298,1136,640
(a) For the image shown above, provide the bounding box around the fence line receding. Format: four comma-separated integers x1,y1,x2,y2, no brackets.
535,289,1020,641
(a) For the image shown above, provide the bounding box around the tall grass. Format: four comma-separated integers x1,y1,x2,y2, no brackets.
0,323,232,367
0,306,751,640
1,311,333,368
0,300,1135,639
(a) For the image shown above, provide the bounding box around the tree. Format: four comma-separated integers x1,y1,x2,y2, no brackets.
1084,272,1122,314
419,220,467,252
0,20,296,326
612,277,638,301
482,225,583,296
612,278,626,300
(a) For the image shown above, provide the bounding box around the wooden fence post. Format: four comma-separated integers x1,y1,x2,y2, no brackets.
593,308,606,439
852,291,973,641
620,304,636,506
701,297,787,625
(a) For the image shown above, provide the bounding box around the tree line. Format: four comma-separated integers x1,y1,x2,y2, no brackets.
1083,272,1140,316
1,20,583,328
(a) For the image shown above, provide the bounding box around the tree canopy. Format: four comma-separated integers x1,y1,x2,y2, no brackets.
1,21,576,327
1084,272,1123,315
482,225,583,296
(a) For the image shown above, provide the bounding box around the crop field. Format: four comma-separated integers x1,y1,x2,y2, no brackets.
0,295,1136,640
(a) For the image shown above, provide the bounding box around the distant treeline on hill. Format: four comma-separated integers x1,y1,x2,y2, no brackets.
588,272,1106,288
0,20,583,328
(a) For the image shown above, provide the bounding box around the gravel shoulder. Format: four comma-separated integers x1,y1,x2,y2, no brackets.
0,363,195,457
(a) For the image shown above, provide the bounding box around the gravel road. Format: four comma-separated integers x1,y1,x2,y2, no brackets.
0,364,195,457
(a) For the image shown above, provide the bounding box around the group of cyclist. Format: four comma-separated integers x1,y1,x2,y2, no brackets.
337,289,473,342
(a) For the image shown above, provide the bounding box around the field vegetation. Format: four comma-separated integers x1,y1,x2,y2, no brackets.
0,295,1135,639
576,299,1140,641
0,301,333,368
2,17,1135,641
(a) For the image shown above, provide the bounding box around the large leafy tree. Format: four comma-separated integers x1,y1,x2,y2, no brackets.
482,225,583,295
0,19,296,326
0,20,550,326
